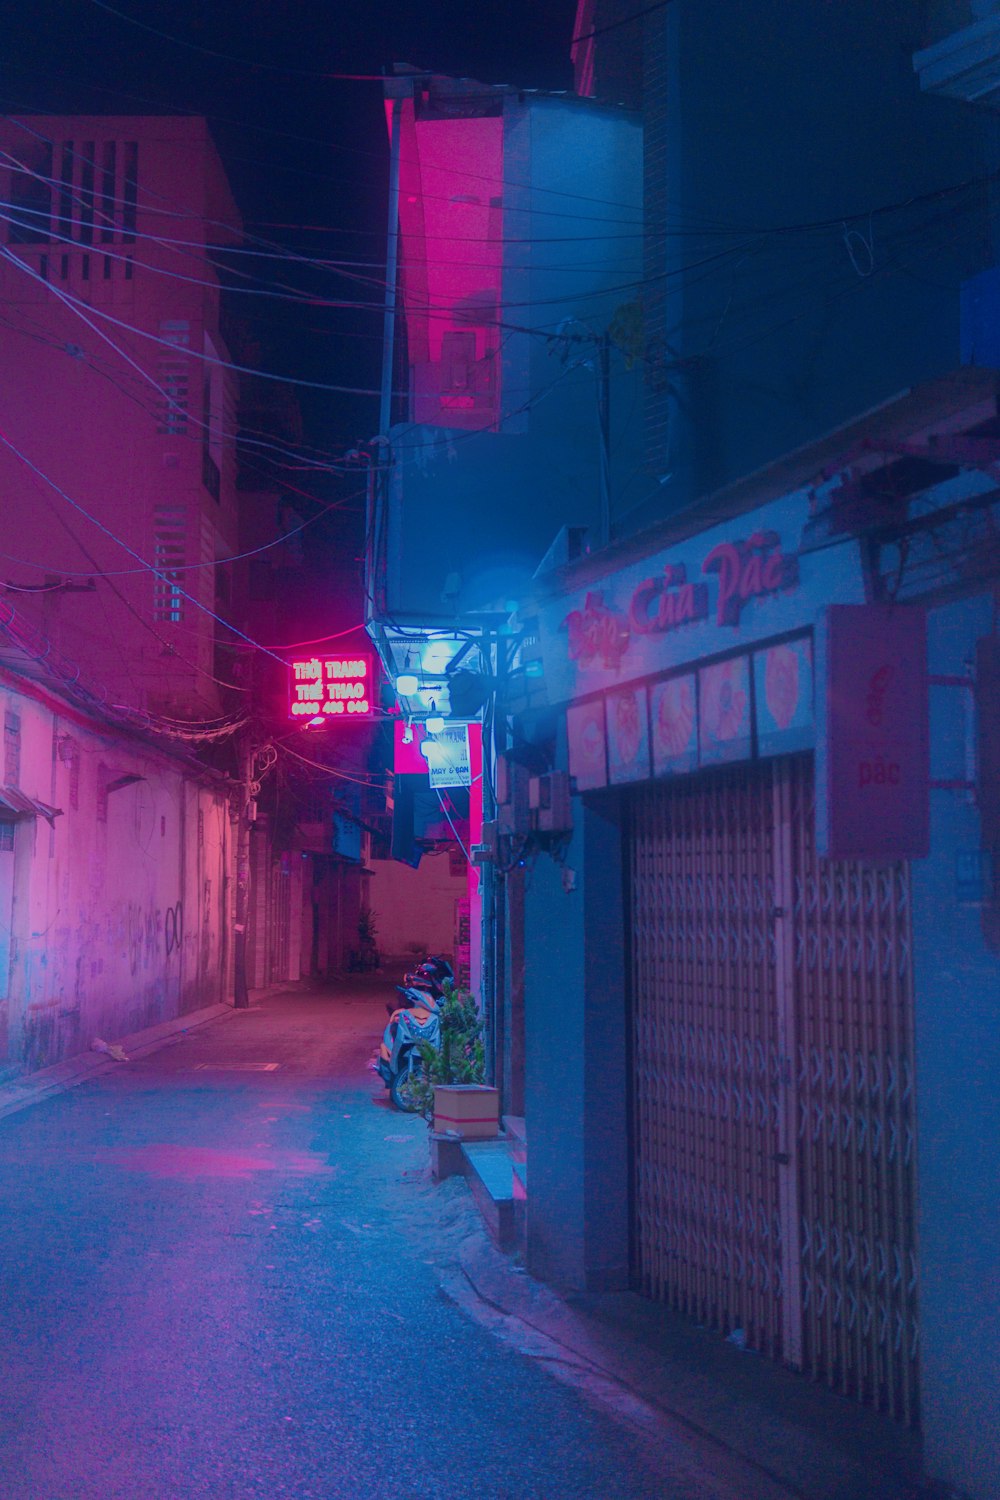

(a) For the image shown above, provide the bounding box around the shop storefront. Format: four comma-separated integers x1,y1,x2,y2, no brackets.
525,483,931,1423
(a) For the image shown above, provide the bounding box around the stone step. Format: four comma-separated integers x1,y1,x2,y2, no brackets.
502,1114,527,1161
461,1138,521,1253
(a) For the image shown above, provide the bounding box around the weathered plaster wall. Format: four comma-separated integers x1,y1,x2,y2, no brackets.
0,682,229,1075
367,854,466,963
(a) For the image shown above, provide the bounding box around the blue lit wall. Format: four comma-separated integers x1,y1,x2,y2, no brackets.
386,91,643,619
631,0,988,532
912,593,1000,1500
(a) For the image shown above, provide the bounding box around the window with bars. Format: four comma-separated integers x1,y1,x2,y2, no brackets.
202,331,223,502
0,822,14,852
157,320,190,435
4,713,21,787
153,506,186,622
9,138,138,249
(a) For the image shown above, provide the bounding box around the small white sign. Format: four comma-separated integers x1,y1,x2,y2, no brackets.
426,725,472,789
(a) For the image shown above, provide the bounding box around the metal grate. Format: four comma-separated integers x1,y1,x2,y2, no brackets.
628,754,918,1423
629,762,783,1355
783,757,919,1424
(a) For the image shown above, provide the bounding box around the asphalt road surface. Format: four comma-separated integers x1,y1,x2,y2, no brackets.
0,982,761,1500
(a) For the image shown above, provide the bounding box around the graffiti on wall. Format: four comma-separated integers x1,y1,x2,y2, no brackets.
126,901,183,975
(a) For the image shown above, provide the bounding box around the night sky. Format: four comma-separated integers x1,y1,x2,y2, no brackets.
3,0,576,452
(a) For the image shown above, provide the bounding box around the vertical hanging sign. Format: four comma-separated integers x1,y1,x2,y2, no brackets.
816,606,928,861
424,725,472,789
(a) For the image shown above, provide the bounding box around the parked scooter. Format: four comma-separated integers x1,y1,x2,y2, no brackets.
374,983,442,1111
372,953,457,1110
385,954,455,1018
402,953,454,993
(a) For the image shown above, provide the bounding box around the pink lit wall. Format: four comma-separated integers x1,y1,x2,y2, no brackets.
0,116,242,721
0,665,230,1074
393,101,504,429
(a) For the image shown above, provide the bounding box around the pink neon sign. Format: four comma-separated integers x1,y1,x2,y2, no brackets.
288,655,373,720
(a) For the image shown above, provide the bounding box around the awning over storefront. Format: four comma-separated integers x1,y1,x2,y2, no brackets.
0,787,62,825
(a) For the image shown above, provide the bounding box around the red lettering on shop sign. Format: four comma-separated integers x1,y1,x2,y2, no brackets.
629,565,709,636
563,591,630,670
865,666,893,727
702,531,799,627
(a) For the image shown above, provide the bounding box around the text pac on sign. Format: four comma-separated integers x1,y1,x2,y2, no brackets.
288,655,374,721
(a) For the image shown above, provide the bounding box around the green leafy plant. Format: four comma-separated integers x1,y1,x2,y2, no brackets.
347,906,380,972
410,981,486,1120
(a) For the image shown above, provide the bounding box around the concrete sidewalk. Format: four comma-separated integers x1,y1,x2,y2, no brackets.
0,983,298,1123
448,1204,945,1500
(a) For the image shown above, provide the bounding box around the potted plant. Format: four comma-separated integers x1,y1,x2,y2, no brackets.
412,983,499,1139
348,906,380,972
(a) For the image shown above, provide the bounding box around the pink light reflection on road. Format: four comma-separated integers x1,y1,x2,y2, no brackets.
101,1144,336,1179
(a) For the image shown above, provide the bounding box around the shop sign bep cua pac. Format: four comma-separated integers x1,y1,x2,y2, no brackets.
537,493,835,705
540,492,930,864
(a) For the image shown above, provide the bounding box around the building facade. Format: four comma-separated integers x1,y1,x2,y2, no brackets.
0,630,231,1078
489,7,1000,1495
366,18,1000,1492
0,114,305,1059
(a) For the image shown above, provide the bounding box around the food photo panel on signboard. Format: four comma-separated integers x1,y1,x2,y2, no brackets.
650,673,699,777
753,635,814,757
567,697,608,791
698,655,752,766
606,686,651,785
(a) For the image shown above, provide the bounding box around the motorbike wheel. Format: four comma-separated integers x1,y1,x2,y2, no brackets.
390,1051,424,1113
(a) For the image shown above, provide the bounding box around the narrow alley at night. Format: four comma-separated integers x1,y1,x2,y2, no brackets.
1,2,998,1498
0,982,798,1500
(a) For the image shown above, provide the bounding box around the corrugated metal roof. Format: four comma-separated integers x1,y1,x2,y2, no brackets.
0,787,62,825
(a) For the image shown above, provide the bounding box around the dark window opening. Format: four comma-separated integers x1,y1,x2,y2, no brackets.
122,142,138,243
201,368,221,502
78,142,95,245
81,253,89,281
58,141,74,238
60,254,69,280
8,142,53,244
103,254,111,279
99,141,116,242
124,256,133,281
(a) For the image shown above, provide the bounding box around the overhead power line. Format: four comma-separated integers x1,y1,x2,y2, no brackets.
572,0,675,46
0,427,287,666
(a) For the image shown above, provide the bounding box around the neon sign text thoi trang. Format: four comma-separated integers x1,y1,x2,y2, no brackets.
288,656,373,719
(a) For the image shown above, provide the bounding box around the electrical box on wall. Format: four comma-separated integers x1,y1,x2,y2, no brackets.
529,771,573,835
471,821,497,864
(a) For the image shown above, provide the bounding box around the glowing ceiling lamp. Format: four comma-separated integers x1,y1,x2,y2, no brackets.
425,702,445,734
395,647,419,698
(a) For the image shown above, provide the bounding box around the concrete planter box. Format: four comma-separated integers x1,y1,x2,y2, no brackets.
433,1084,500,1139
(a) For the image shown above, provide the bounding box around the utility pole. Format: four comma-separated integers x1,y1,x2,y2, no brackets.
231,734,277,1010
480,630,497,1085
232,733,253,1010
598,329,611,546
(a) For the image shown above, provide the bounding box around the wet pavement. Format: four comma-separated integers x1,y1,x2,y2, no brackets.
0,980,780,1500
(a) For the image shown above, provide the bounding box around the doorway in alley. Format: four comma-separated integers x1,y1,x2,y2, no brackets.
626,754,919,1424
